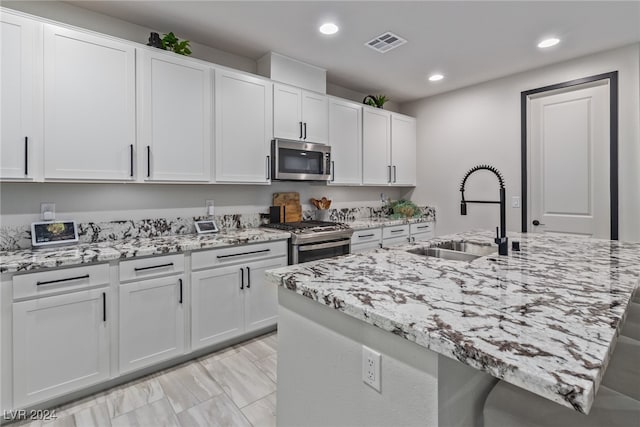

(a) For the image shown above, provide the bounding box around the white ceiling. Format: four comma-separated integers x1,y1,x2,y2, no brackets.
66,1,640,103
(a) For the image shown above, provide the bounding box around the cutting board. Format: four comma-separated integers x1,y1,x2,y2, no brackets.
273,192,302,223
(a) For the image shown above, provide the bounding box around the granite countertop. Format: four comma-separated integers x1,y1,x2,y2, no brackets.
347,216,432,230
266,230,640,414
0,228,291,274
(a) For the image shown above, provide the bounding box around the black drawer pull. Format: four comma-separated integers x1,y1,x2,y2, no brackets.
358,233,375,238
24,137,29,175
217,249,271,259
37,274,90,286
146,145,151,177
416,225,430,229
390,229,404,233
102,292,106,322
129,144,134,177
134,262,173,272
240,268,244,290
178,278,183,304
246,266,251,288
303,122,307,140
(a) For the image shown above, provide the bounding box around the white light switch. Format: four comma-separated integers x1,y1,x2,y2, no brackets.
511,196,521,208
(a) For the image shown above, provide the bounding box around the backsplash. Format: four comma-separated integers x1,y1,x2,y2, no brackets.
0,206,435,251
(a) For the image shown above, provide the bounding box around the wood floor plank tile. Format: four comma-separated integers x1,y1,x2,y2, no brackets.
158,361,224,413
105,377,164,419
202,352,276,408
253,355,277,383
111,398,178,427
176,394,251,427
241,393,276,427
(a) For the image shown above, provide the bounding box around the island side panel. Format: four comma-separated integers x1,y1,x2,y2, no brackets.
277,288,440,426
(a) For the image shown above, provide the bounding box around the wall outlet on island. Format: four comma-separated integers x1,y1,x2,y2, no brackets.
40,202,56,221
511,196,521,209
362,345,381,392
205,200,215,216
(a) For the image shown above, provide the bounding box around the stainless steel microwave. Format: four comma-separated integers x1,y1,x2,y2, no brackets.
271,139,331,181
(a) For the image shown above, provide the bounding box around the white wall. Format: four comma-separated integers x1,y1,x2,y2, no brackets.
402,44,640,241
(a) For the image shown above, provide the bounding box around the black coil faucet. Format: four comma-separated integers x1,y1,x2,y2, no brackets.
460,165,508,255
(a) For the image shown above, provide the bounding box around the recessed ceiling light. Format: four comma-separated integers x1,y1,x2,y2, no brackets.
537,38,560,48
319,23,339,35
428,74,444,82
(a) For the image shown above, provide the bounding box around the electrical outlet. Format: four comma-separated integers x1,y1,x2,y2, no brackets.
40,202,55,221
362,345,381,392
205,200,215,217
511,196,521,209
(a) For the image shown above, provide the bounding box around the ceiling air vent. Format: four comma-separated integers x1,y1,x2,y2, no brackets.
365,32,407,53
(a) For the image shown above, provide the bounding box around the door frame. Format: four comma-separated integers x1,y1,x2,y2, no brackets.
520,71,619,239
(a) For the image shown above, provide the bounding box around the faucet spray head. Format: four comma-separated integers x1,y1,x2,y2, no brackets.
460,201,467,215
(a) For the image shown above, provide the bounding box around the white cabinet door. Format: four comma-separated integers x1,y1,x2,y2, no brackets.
391,114,416,186
215,69,272,183
139,51,211,181
1,13,39,180
301,91,328,144
119,276,185,373
244,257,287,333
362,108,391,185
328,98,362,185
410,223,434,242
273,84,302,140
43,25,135,180
191,265,244,351
13,288,110,407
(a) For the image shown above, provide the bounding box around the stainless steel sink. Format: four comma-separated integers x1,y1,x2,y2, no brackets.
407,240,497,262
407,247,482,262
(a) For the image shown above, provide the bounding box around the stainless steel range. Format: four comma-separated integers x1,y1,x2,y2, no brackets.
262,221,354,264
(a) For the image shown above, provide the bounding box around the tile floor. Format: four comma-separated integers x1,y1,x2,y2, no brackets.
15,332,278,427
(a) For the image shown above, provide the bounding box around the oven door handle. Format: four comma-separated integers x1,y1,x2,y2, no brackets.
298,239,351,252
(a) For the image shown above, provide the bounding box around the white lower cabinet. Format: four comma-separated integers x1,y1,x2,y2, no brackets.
191,248,286,351
410,223,435,242
351,228,383,254
12,288,110,407
382,224,411,248
119,275,185,374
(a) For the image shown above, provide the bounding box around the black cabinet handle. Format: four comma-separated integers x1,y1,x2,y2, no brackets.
387,165,392,183
532,220,545,226
416,225,430,229
246,266,251,288
24,137,28,175
134,262,173,272
390,229,404,233
303,122,307,140
37,274,90,286
240,268,244,290
299,122,303,139
178,278,183,304
358,233,375,238
146,145,151,177
393,165,397,183
102,292,106,322
266,156,270,180
129,144,134,177
217,248,270,259
331,161,335,182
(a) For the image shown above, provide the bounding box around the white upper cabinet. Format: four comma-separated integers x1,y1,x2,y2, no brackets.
215,69,272,183
1,13,40,180
328,98,362,185
43,25,135,180
273,84,328,144
391,114,417,186
362,108,392,185
139,50,211,182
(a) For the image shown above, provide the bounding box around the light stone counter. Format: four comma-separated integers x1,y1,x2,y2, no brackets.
267,230,640,415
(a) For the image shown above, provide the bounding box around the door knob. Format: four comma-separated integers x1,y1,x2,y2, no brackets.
532,220,545,226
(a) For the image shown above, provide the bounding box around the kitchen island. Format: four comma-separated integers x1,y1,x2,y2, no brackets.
266,231,640,426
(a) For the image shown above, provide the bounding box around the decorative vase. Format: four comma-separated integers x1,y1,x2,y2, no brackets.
147,32,163,49
315,210,330,221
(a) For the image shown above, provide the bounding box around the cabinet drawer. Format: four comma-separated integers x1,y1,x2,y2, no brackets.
382,225,410,239
120,254,184,282
412,231,435,243
13,264,110,300
351,241,382,254
351,228,382,245
192,241,287,271
410,222,433,235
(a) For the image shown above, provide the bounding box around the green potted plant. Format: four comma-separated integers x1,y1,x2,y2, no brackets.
363,94,390,109
161,32,192,56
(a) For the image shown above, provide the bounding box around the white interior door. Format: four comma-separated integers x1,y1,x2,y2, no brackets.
529,80,610,238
